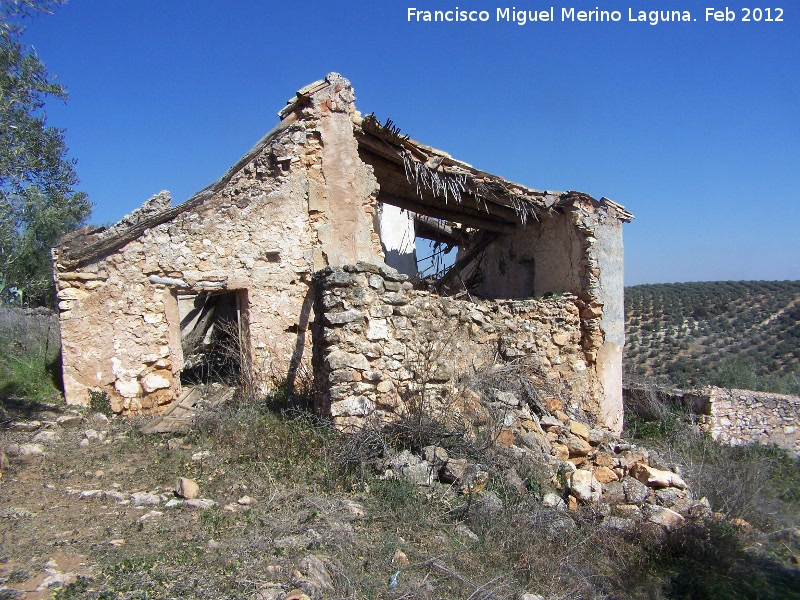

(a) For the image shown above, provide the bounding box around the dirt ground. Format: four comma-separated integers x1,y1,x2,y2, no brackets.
0,399,491,600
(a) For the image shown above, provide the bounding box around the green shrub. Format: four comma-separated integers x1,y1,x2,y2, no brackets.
88,388,112,416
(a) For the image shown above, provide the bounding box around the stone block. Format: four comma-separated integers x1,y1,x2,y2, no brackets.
593,466,619,483
646,506,685,531
141,371,171,393
324,310,364,325
569,420,591,440
631,463,687,489
567,435,592,457
382,293,408,306
326,350,370,371
622,476,650,504
366,319,388,341
174,477,200,499
569,469,601,503
330,396,373,417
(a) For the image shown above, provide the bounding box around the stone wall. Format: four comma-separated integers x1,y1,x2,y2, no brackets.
698,387,800,456
458,200,627,433
312,263,600,431
54,122,317,412
624,384,800,457
52,73,628,430
53,74,386,413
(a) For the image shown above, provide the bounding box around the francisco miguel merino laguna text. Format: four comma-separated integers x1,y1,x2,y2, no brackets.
407,7,695,25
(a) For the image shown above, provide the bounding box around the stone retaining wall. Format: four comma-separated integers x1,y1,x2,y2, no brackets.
699,387,800,456
623,384,800,456
312,263,599,430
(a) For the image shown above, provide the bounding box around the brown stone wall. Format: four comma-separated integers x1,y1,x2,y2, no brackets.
54,75,386,414
312,263,600,430
457,200,622,431
54,120,315,411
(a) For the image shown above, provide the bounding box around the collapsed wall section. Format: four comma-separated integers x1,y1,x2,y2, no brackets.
312,262,596,431
453,198,627,432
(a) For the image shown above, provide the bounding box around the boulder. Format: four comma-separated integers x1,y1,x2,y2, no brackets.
567,436,592,457
618,448,648,470
440,458,468,484
90,412,110,425
422,445,449,466
588,429,605,444
592,466,619,484
551,442,569,461
32,430,59,444
542,492,566,510
471,491,504,518
654,487,684,508
403,461,434,486
293,555,333,600
495,429,516,447
8,420,41,432
458,465,489,495
186,498,217,510
130,492,161,506
4,443,45,459
601,516,637,533
539,415,563,431
519,431,552,454
569,420,591,440
504,468,528,495
601,481,625,505
57,414,84,428
614,504,642,519
489,389,520,407
622,476,650,504
594,451,617,468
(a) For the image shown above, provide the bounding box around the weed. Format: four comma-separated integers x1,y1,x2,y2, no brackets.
88,388,112,416
7,567,29,583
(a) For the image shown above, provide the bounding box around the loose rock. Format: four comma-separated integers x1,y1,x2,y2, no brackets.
631,463,687,489
569,469,601,503
57,414,84,428
646,505,685,531
174,477,200,499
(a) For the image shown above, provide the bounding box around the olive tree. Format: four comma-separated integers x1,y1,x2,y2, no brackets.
1,0,91,305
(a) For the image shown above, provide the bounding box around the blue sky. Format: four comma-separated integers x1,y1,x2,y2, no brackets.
21,0,800,285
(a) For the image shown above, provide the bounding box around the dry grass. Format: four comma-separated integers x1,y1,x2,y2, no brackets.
2,314,800,599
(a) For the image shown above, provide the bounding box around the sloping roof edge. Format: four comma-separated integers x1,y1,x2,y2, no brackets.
58,117,297,268
59,74,633,269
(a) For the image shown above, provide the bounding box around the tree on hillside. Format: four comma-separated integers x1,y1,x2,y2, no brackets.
0,0,91,305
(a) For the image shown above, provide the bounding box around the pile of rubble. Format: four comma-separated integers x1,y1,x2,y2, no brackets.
382,385,712,533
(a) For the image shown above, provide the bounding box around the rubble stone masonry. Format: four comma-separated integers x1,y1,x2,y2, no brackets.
698,387,800,456
312,262,602,431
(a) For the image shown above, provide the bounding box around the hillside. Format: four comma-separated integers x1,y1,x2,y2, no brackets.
624,280,800,394
2,304,800,598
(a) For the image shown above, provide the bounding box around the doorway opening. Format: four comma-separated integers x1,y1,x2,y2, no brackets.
178,289,248,386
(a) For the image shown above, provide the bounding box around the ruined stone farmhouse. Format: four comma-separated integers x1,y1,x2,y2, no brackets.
53,73,633,433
